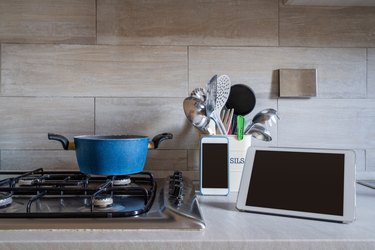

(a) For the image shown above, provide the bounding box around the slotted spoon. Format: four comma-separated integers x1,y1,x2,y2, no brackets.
210,75,231,135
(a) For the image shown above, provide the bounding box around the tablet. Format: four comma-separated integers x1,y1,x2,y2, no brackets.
236,147,356,223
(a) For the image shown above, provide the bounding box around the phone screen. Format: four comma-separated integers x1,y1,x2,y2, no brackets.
202,143,228,188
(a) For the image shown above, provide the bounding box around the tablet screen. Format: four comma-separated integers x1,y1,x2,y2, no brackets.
246,150,345,216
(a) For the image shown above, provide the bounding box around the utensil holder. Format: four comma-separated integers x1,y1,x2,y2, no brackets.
228,135,252,192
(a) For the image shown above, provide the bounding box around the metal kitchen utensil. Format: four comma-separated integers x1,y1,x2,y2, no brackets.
205,75,217,118
208,118,216,135
216,75,231,111
246,123,272,141
252,108,279,125
209,75,231,135
183,96,212,134
245,108,279,134
190,88,207,103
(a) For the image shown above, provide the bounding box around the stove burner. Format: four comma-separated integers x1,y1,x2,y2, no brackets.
93,195,113,208
113,176,131,186
0,192,12,208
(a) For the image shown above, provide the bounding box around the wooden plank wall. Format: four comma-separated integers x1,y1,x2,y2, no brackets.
0,0,374,180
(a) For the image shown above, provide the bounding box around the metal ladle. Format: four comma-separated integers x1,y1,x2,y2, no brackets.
183,97,212,134
190,88,207,103
246,123,272,141
252,108,279,126
245,108,279,134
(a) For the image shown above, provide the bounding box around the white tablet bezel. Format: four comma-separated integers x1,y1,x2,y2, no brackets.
200,136,229,196
236,147,356,223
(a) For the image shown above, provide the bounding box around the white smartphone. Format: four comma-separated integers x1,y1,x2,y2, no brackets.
200,136,229,195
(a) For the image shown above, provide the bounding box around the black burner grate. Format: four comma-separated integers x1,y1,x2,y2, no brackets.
0,168,156,218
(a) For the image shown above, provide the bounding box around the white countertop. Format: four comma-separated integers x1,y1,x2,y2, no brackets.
0,184,374,250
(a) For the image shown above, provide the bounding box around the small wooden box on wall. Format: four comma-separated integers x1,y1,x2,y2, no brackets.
279,69,317,97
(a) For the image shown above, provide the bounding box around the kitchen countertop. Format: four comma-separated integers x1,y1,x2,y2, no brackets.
0,184,374,250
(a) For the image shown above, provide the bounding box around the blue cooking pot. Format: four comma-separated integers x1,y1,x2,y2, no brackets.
48,133,173,175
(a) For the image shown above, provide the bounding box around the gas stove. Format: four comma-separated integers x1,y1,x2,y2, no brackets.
0,168,205,230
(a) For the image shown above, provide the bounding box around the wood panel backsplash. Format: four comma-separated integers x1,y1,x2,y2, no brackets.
0,0,374,178
97,0,279,46
1,44,187,97
280,4,375,47
0,0,96,44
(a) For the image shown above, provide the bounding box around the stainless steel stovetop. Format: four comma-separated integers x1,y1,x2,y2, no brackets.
0,169,205,230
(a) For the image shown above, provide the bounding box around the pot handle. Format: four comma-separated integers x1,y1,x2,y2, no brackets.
48,133,76,150
148,133,173,149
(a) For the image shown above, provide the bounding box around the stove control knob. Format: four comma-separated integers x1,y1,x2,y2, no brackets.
173,171,182,177
169,173,183,183
175,196,183,206
173,179,183,187
169,177,176,190
169,172,184,197
170,184,183,199
169,182,182,195
173,171,183,181
169,177,174,185
168,181,175,195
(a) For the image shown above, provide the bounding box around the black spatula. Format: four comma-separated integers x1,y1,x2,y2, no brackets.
225,84,256,116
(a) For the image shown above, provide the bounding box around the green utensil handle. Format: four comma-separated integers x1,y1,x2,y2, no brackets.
237,115,245,141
